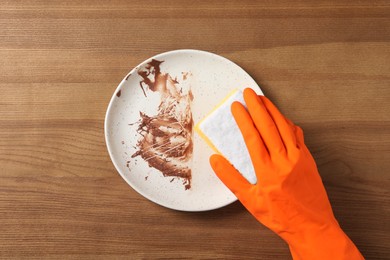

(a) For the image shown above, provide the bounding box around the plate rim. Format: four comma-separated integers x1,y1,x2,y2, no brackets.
104,49,257,211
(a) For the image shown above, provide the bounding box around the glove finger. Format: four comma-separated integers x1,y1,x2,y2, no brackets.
231,101,271,175
210,154,252,195
284,116,295,128
243,88,286,157
283,115,305,148
294,125,305,147
259,96,298,153
261,101,304,150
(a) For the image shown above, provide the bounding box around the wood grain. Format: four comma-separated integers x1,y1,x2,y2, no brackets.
1,1,389,259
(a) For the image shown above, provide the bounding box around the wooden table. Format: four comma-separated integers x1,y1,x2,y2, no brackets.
1,1,389,259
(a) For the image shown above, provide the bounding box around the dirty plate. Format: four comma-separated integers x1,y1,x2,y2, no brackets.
104,49,262,211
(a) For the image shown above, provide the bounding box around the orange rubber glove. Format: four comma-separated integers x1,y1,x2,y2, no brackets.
210,88,364,260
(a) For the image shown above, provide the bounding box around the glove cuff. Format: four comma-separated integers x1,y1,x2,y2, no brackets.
285,223,364,260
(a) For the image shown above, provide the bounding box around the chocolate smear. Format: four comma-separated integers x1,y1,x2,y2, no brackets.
132,59,194,190
116,90,121,97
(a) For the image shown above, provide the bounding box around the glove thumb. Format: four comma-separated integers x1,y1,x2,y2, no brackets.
210,154,252,195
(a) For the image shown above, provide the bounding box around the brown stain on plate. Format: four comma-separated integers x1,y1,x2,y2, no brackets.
131,59,194,190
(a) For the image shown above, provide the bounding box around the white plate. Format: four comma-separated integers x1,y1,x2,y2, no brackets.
105,49,262,211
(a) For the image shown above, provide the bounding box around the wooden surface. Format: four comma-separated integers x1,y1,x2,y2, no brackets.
1,1,389,259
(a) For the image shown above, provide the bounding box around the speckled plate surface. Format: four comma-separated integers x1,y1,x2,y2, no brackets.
105,49,261,211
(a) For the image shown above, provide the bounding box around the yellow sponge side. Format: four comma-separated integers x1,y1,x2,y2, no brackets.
194,89,239,155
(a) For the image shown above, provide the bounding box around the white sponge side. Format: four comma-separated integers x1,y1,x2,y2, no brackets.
197,90,257,184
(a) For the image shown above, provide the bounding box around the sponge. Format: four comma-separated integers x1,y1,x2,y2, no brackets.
195,89,257,184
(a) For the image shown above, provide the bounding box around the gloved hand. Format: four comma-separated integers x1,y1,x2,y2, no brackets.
210,88,364,260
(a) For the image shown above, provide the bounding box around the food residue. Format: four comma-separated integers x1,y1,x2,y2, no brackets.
131,59,194,190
